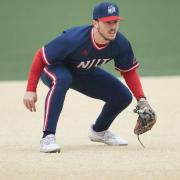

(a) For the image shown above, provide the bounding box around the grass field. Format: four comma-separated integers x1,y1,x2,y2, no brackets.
0,0,180,80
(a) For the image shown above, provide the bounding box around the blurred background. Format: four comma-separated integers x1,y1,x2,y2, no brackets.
0,0,180,80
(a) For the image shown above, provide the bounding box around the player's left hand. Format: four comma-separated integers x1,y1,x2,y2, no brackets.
133,97,157,135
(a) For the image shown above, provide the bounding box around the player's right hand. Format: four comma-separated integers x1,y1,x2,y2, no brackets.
23,91,37,112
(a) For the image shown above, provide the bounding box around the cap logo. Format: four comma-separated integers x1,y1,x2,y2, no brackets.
107,5,116,14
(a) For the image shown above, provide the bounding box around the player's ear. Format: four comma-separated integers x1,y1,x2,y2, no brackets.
92,19,98,27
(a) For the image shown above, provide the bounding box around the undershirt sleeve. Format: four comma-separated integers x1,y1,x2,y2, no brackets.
26,48,45,92
120,68,145,100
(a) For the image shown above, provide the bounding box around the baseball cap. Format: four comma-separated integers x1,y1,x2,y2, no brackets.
93,2,123,22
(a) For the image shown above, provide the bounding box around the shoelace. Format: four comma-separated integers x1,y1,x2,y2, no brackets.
43,136,56,145
104,131,116,139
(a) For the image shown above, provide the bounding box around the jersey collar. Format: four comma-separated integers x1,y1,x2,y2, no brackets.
91,28,108,50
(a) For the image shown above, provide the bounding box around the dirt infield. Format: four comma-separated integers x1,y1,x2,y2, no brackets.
0,76,180,180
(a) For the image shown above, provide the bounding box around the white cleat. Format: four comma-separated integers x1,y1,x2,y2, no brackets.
40,134,60,153
88,127,128,146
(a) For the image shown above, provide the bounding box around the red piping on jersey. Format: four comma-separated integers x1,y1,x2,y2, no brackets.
91,28,108,50
115,63,139,73
120,68,145,100
42,47,51,65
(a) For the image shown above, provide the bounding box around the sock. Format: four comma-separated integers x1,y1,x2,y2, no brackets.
92,125,106,135
42,131,55,138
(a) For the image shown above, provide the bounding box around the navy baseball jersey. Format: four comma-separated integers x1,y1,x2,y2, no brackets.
42,25,139,73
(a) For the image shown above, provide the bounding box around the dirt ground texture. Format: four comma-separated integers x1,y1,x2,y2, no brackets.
0,76,180,180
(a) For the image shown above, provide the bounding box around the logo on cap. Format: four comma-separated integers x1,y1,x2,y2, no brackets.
107,5,116,14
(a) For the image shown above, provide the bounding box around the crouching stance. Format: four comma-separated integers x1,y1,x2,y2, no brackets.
23,2,156,153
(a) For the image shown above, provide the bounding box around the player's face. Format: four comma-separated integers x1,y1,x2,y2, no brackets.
95,20,119,41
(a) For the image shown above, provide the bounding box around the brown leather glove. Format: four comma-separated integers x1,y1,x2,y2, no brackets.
134,98,157,135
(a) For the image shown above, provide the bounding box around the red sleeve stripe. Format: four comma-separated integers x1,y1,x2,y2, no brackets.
115,63,139,73
42,46,51,65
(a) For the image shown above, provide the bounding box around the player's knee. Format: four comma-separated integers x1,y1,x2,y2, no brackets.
124,91,133,107
56,73,72,90
120,88,133,108
112,90,132,108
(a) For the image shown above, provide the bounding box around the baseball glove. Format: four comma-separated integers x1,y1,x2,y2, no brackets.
134,98,157,136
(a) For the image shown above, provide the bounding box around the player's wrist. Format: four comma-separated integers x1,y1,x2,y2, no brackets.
138,96,146,102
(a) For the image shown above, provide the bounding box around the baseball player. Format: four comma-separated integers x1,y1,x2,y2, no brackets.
23,2,156,153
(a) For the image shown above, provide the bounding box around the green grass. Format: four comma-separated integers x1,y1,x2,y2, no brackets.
0,0,180,80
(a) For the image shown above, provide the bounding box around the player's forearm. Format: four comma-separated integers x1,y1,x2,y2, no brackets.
121,69,145,100
26,48,45,92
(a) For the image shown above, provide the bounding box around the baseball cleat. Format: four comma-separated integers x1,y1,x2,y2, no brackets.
40,134,60,153
88,127,128,146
